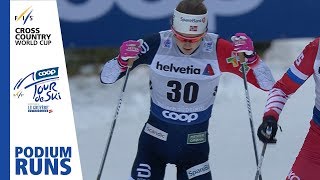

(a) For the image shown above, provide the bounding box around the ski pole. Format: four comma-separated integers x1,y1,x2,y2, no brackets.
238,53,262,180
96,58,135,180
255,126,273,180
255,143,267,180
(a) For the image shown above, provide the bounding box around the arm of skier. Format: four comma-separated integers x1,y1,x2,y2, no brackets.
217,33,275,91
257,38,318,143
100,33,161,84
100,40,141,84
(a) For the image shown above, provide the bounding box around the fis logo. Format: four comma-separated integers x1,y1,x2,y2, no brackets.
15,6,33,25
163,39,172,48
203,41,213,52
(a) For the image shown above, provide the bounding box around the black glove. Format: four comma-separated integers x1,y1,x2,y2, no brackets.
257,116,278,143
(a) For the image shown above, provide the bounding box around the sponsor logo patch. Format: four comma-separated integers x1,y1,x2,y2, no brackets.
203,41,213,52
187,161,210,179
156,61,201,74
163,38,172,48
187,132,207,144
140,40,150,54
162,110,198,123
137,163,151,178
202,64,214,76
226,51,239,67
226,51,250,74
144,123,168,141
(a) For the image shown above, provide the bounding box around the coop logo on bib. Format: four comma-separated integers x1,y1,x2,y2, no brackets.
13,67,61,113
162,110,198,122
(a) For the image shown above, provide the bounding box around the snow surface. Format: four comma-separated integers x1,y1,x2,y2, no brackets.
69,38,315,180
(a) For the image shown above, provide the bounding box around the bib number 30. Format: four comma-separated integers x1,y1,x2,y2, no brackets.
167,80,199,103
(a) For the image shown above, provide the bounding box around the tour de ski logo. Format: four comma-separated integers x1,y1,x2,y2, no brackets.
14,6,52,46
13,67,62,113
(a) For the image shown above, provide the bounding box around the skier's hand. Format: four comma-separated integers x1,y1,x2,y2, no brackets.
117,40,142,71
257,116,278,143
231,33,258,64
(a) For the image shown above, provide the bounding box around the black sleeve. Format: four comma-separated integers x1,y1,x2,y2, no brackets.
131,32,161,69
100,33,161,83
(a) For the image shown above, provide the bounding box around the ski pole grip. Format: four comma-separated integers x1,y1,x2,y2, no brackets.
238,52,246,64
127,58,135,68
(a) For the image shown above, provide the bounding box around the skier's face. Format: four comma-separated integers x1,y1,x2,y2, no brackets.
172,28,205,55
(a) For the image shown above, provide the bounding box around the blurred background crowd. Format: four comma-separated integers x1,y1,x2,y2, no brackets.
57,0,317,76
